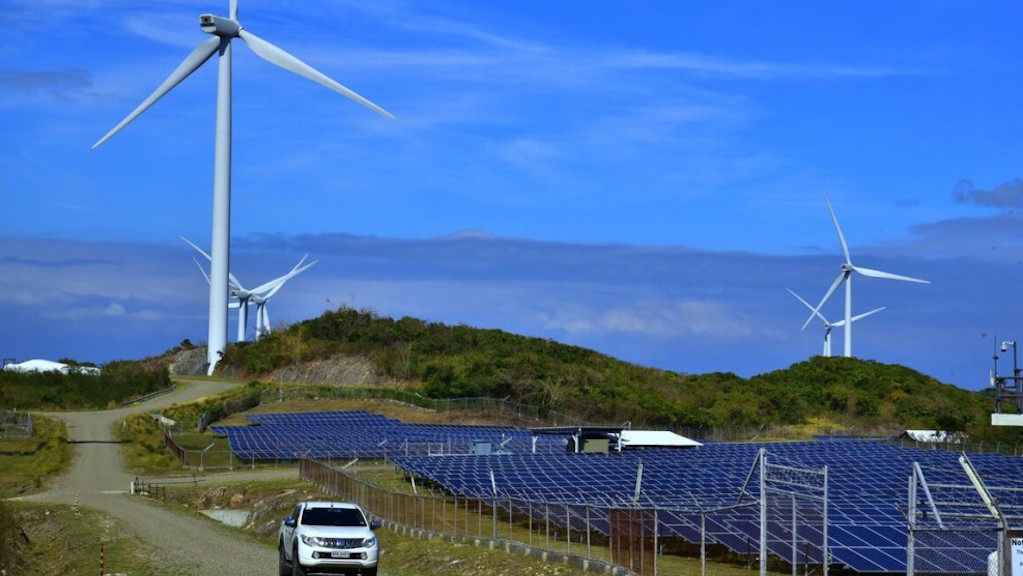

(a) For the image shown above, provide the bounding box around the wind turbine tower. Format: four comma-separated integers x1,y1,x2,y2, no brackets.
802,195,929,357
92,1,393,374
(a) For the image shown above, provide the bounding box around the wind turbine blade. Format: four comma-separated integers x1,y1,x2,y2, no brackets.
181,236,212,261
787,288,830,326
251,259,318,296
787,288,814,312
263,259,317,299
237,29,395,120
853,265,930,284
182,236,244,290
291,254,309,272
230,0,238,20
801,272,846,330
850,307,885,322
823,194,852,266
191,257,211,284
93,37,221,149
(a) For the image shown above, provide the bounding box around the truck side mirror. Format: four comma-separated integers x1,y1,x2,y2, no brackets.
370,519,382,530
284,517,296,528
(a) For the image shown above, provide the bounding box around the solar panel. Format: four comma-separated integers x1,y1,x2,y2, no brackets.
392,441,1023,573
208,411,1022,573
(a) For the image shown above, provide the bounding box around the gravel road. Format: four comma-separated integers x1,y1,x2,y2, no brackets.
18,379,285,575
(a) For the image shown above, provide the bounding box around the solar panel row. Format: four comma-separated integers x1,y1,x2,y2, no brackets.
392,441,1023,573
208,410,1022,573
209,409,558,460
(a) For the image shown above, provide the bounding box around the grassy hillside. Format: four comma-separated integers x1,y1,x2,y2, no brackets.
216,306,1014,442
0,361,171,410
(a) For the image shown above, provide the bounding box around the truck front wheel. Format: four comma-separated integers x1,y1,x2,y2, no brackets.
277,543,291,576
291,545,307,576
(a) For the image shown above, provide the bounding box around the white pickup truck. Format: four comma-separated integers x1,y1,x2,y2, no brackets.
278,500,381,576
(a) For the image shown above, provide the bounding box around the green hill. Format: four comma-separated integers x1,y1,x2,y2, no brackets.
215,306,1015,443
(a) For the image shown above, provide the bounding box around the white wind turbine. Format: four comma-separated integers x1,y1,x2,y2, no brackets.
243,257,318,340
183,237,316,342
93,1,393,373
802,195,929,357
250,265,312,338
788,289,884,357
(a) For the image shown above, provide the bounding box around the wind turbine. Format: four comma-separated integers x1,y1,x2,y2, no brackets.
788,289,884,357
250,261,315,338
802,195,929,357
245,257,318,339
93,2,393,374
183,237,316,342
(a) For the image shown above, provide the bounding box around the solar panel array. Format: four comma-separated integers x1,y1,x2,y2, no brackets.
393,440,1023,573
209,410,1023,573
209,410,552,459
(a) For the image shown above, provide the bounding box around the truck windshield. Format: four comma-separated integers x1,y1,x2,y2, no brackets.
301,507,366,527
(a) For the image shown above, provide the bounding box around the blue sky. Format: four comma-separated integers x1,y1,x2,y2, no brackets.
2,0,1021,390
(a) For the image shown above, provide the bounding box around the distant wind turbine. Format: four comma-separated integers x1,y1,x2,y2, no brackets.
250,264,312,338
244,258,318,340
788,289,884,357
183,237,317,342
802,195,929,357
93,1,393,373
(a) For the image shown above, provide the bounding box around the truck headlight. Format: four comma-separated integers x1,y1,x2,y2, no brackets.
363,536,377,548
301,535,327,547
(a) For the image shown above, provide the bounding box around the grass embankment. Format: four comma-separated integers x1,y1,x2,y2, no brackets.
0,416,71,498
0,415,180,576
2,502,186,576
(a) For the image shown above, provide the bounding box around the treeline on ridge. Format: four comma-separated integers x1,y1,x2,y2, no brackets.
218,306,1010,441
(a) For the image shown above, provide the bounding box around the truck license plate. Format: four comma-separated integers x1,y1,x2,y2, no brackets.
330,551,351,559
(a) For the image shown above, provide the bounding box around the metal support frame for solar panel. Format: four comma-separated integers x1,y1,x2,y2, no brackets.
739,448,829,576
684,492,760,576
907,454,1023,576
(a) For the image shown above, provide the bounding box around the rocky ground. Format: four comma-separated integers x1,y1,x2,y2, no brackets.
168,346,398,388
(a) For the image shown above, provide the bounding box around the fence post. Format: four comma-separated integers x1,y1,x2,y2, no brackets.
528,500,533,546
545,500,550,550
566,505,571,555
586,503,591,560
700,509,706,576
760,449,768,576
792,494,798,576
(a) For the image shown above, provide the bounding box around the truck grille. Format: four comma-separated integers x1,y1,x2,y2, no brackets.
321,538,364,549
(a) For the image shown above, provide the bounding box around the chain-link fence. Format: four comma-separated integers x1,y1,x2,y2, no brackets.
301,457,645,575
907,455,1023,576
299,455,836,576
0,410,33,438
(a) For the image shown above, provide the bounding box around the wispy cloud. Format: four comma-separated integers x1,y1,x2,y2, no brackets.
605,51,933,79
953,178,1023,208
0,68,93,101
0,228,1019,386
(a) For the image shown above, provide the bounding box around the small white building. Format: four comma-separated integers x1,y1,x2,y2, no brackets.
619,430,703,449
2,359,100,375
902,429,966,444
530,426,702,453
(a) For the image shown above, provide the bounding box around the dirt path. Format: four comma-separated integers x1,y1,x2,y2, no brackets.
19,379,283,575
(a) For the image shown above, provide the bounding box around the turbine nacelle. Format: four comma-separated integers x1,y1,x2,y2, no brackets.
200,14,241,37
